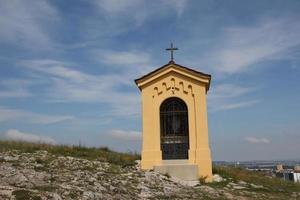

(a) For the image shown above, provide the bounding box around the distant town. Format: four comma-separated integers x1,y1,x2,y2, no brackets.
214,160,300,183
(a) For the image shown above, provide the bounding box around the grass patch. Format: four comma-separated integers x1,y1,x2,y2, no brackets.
0,140,140,166
164,172,170,178
212,166,300,193
33,185,58,192
68,191,78,198
12,190,41,200
106,164,121,174
199,175,208,184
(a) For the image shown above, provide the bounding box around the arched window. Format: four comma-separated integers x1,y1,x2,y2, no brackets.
160,97,189,160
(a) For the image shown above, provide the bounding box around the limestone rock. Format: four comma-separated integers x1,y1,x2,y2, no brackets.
0,150,296,199
213,174,224,182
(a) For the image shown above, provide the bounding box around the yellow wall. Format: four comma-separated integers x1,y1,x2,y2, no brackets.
137,64,212,182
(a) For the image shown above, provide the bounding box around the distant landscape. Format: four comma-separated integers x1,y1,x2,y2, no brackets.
214,160,300,170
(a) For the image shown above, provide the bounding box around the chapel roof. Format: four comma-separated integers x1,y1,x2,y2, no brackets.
135,61,211,91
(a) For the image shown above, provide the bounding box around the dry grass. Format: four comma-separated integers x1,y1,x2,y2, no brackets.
0,140,140,167
213,166,300,193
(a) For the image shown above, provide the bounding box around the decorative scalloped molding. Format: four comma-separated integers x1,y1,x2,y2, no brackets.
152,77,194,98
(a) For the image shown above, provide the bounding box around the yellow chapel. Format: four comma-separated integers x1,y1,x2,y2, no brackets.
135,45,213,182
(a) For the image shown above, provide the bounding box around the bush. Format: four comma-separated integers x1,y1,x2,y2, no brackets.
199,176,208,184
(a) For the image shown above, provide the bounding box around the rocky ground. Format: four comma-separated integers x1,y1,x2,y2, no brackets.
0,150,299,200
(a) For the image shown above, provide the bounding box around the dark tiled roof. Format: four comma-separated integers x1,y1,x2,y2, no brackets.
134,61,211,90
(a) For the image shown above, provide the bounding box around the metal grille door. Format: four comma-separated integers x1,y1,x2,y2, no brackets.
160,97,189,160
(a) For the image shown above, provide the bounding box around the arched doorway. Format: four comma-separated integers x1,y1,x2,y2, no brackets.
160,97,189,160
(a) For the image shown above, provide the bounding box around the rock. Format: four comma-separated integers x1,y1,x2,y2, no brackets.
228,182,238,186
3,156,19,162
224,192,235,199
135,160,141,170
170,176,199,186
82,191,99,200
7,172,31,188
199,185,219,197
232,185,247,190
94,182,106,192
291,192,297,198
88,177,97,184
109,185,116,191
138,185,152,198
0,150,291,199
121,180,127,185
238,180,247,185
250,183,264,189
213,174,224,182
48,193,62,200
0,185,14,198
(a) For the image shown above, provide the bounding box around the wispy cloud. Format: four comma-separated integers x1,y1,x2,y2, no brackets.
94,0,187,26
22,60,91,83
20,58,260,114
201,16,300,74
245,136,270,144
92,49,155,77
209,84,257,100
0,0,59,48
96,50,151,65
204,16,300,112
3,129,56,144
80,0,188,42
108,129,141,141
208,83,260,112
20,59,140,116
0,106,73,124
95,0,143,14
217,100,260,111
0,79,32,98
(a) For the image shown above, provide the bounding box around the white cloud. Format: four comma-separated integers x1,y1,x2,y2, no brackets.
201,16,300,74
93,0,187,27
0,106,73,124
208,83,260,112
21,58,261,114
108,129,141,141
91,50,155,78
4,129,56,144
96,0,142,14
0,0,59,48
166,0,187,16
96,50,151,65
217,100,260,111
21,60,91,83
95,0,187,16
209,84,256,100
245,137,270,144
21,59,140,116
0,79,32,98
0,91,30,98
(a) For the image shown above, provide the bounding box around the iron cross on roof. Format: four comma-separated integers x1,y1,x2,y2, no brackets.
166,42,178,62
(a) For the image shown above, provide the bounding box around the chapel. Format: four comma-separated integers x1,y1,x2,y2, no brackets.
135,44,212,181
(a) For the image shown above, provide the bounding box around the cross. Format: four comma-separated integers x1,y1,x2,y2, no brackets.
166,42,178,62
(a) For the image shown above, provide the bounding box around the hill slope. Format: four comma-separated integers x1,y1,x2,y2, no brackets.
0,141,299,200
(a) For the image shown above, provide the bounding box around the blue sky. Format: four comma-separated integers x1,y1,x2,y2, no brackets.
0,0,300,161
